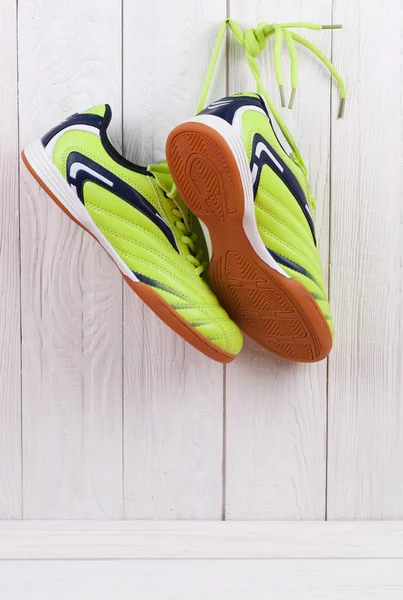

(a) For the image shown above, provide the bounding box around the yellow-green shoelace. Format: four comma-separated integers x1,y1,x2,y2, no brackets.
197,19,346,174
149,19,346,271
149,161,205,275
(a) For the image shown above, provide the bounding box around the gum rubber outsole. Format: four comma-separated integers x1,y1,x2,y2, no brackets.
166,122,333,363
21,149,237,364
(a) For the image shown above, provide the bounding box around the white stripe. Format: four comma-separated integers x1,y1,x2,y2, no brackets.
251,163,258,185
210,99,231,105
155,212,170,227
45,124,100,158
255,141,284,173
207,100,232,109
69,162,113,186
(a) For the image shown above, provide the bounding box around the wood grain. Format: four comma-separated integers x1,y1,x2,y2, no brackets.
122,0,228,519
327,0,403,519
0,0,22,519
2,520,403,559
225,0,332,519
1,559,403,598
0,0,400,523
18,0,124,518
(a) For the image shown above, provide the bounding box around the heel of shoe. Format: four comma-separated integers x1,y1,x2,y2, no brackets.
166,118,246,227
21,139,136,282
22,139,88,226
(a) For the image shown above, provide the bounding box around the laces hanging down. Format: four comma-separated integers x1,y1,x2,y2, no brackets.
149,20,345,272
148,161,205,276
197,19,346,173
237,22,346,115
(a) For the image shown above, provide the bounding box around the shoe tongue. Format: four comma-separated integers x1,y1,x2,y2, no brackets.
149,160,174,194
149,159,210,270
148,160,191,229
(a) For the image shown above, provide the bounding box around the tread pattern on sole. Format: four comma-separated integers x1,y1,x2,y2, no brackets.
170,131,237,220
167,123,332,363
212,251,319,362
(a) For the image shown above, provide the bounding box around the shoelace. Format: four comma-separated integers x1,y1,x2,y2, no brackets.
148,161,206,276
197,19,346,175
149,19,346,268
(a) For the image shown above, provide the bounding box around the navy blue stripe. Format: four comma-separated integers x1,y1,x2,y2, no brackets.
250,133,316,244
133,271,187,300
66,152,178,251
132,272,157,286
41,114,104,147
268,248,321,288
198,95,268,124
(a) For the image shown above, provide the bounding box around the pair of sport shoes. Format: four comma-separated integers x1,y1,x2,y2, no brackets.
22,19,346,364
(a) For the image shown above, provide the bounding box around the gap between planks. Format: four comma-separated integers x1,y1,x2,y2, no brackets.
1,521,403,560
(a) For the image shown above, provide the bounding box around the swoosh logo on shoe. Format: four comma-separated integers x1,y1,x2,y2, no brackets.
66,152,178,251
249,133,316,243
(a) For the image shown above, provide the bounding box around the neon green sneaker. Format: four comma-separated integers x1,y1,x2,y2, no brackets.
166,20,346,363
22,104,243,363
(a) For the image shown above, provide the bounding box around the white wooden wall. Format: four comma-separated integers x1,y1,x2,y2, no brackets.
0,0,402,522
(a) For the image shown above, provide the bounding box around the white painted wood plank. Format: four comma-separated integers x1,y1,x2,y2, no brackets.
226,0,332,519
0,0,21,519
328,0,403,519
2,521,403,559
122,1,227,519
18,0,123,518
1,559,403,599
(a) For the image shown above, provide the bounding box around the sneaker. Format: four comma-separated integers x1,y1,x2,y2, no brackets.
166,20,346,362
22,104,243,363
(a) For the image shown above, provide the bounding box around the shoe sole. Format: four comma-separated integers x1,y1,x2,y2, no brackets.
166,117,332,363
21,140,237,364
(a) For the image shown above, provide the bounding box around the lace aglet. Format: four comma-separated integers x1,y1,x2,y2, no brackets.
322,24,343,29
279,85,286,108
288,88,296,110
338,98,346,118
